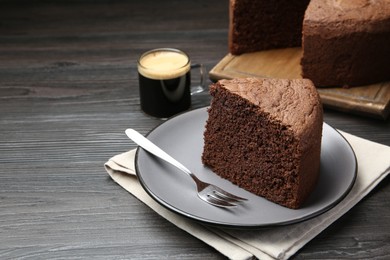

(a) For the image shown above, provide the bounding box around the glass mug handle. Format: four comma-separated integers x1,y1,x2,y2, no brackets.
190,63,206,95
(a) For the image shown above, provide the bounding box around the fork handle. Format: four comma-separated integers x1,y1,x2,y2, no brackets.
125,128,192,175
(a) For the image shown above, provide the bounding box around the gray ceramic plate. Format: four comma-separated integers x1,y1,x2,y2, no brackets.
135,107,357,227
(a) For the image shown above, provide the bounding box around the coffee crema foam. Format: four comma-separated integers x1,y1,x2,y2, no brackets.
138,51,190,80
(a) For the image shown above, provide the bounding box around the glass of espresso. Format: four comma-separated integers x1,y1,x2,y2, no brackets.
137,48,205,118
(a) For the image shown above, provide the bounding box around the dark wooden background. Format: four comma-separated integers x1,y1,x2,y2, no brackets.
0,0,389,259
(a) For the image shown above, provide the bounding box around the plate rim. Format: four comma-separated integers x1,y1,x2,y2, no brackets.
135,107,358,228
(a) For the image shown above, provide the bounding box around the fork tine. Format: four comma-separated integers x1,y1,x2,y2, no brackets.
213,186,248,201
199,194,237,208
210,190,242,203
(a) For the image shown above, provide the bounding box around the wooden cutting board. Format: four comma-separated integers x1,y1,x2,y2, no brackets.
209,48,390,120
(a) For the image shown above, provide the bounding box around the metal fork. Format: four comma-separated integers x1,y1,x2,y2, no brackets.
125,128,247,208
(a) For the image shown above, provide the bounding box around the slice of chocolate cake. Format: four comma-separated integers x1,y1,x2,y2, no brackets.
202,78,323,209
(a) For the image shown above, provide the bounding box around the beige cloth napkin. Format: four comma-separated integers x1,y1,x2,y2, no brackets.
104,131,390,260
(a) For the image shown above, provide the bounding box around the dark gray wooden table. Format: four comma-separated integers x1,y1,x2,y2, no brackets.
1,1,389,259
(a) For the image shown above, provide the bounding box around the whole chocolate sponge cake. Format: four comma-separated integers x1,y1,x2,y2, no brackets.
229,0,390,87
202,78,323,209
301,0,390,87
